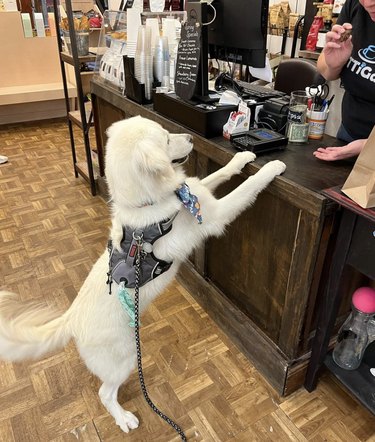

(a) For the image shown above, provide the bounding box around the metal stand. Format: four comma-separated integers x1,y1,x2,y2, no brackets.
53,0,97,196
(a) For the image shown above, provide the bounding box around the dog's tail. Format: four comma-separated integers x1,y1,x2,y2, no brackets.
0,291,71,362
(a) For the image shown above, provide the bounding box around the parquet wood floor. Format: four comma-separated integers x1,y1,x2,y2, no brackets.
0,119,374,442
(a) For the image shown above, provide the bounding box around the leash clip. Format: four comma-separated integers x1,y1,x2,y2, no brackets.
132,231,145,259
132,231,144,243
106,271,113,295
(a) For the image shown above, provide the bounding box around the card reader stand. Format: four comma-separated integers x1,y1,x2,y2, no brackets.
153,92,237,138
231,128,288,154
153,1,236,138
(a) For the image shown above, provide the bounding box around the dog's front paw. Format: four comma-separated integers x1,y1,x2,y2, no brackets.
266,160,286,176
115,410,139,433
230,151,257,173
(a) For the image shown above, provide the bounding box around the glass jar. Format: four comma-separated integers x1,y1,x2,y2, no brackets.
286,90,309,143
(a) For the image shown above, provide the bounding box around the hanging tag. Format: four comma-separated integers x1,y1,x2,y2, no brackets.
117,281,137,327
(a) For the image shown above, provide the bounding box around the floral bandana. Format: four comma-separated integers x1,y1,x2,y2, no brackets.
175,183,203,224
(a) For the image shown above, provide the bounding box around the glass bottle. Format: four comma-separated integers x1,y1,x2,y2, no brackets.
333,307,374,370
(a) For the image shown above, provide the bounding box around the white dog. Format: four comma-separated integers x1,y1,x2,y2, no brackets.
0,116,286,434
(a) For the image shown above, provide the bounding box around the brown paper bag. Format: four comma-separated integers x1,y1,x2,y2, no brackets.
341,126,375,208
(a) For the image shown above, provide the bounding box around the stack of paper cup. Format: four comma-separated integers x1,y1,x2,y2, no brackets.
153,36,170,88
149,0,165,12
145,18,160,53
162,18,178,90
126,8,142,58
163,18,178,53
134,25,153,99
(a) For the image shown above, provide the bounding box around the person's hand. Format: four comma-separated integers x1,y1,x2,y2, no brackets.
323,23,353,72
313,139,367,161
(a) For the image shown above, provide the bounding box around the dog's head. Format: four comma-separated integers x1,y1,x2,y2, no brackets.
105,116,193,207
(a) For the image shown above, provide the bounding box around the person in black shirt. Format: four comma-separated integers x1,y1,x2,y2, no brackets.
313,0,375,161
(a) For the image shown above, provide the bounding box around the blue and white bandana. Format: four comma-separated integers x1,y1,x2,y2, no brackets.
175,183,202,224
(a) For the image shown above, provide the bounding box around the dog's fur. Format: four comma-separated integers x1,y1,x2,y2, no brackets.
0,116,286,433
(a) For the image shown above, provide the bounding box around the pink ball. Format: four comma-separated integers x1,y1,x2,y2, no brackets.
352,287,375,313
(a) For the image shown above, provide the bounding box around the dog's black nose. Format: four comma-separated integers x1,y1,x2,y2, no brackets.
188,135,193,143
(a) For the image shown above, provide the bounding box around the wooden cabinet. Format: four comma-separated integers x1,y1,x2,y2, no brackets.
91,79,355,395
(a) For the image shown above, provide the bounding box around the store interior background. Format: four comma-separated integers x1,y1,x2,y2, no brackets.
0,0,343,136
1,1,374,441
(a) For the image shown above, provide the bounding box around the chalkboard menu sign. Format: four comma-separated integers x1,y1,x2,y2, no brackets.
174,19,201,101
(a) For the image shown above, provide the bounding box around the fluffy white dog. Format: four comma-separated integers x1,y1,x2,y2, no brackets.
0,116,286,434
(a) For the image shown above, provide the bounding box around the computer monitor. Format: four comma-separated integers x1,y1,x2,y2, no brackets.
207,0,269,68
179,0,268,101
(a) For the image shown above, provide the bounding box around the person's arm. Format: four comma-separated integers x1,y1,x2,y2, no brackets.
313,139,366,161
317,23,353,81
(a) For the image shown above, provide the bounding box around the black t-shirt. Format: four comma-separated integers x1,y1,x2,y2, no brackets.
337,0,375,139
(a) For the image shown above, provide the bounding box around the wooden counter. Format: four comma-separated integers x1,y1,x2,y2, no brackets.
91,79,355,396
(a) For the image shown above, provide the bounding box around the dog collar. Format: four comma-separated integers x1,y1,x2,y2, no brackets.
175,183,202,224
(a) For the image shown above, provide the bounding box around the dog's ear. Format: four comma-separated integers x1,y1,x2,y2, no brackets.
106,121,122,139
133,139,174,177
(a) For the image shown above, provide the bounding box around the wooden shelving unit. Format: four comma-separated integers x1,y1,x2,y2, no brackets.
68,101,94,128
60,52,97,65
52,0,98,195
325,349,375,414
298,49,320,60
305,187,375,416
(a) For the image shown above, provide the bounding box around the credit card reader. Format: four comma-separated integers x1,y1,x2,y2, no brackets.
230,128,288,154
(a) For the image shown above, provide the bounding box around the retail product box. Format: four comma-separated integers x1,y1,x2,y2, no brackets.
48,13,57,37
35,13,46,37
21,13,33,38
4,0,18,11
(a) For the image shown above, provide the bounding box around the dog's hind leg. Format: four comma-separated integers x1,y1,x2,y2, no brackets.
78,342,139,433
201,151,256,192
99,380,139,433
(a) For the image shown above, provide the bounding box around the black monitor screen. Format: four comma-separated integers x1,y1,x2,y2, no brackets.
207,0,269,68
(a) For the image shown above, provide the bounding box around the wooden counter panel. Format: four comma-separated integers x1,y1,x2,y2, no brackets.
205,180,324,358
278,208,323,356
206,180,299,346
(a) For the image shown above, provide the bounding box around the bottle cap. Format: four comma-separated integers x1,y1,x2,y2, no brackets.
352,287,375,313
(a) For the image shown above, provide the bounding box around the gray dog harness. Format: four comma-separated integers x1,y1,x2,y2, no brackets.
106,217,175,292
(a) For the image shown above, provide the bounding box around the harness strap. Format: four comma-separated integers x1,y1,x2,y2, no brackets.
125,229,143,267
107,215,176,291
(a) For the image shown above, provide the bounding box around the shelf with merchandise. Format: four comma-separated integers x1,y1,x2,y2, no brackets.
53,0,100,196
93,9,187,96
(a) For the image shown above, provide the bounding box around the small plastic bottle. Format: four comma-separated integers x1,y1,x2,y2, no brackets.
333,287,375,370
